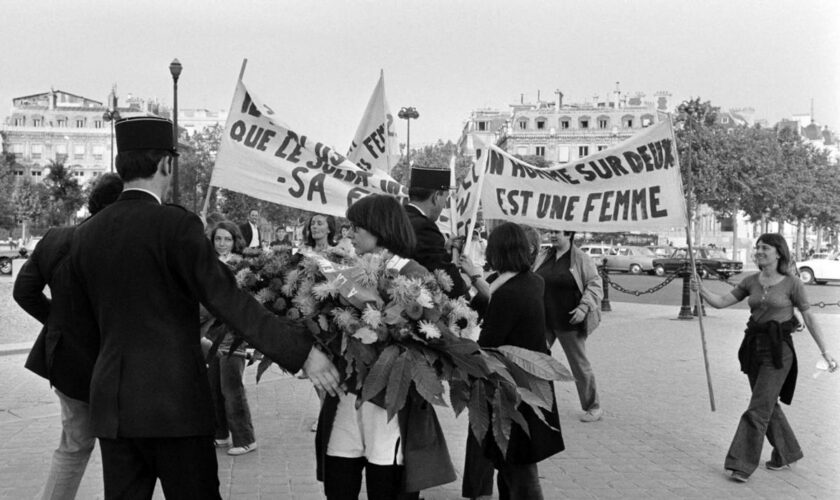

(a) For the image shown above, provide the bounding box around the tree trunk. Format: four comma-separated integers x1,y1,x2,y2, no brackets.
731,205,739,261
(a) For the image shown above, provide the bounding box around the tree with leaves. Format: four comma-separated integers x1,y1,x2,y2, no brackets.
42,161,85,226
0,150,18,234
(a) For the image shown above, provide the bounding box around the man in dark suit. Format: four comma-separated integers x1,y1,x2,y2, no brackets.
239,208,261,247
13,173,123,499
70,116,340,499
405,166,478,298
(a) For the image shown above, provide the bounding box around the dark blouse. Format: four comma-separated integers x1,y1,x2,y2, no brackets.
535,249,581,331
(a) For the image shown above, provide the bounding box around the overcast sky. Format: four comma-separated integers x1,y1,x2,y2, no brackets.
2,0,838,148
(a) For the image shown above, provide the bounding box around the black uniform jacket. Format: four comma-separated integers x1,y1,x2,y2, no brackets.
71,190,313,439
405,204,468,298
14,226,99,402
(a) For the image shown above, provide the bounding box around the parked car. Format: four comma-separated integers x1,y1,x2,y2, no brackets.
652,247,744,278
647,245,673,258
579,244,615,261
797,253,840,284
604,245,656,274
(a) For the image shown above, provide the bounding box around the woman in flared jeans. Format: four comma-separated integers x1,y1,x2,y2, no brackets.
694,233,836,483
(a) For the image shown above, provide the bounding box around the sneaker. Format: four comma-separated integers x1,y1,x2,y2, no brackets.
729,470,749,483
766,459,793,471
580,408,603,422
227,442,258,456
214,438,231,448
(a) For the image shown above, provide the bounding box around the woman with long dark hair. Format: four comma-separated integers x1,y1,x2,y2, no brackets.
205,220,258,456
694,233,836,483
302,213,338,252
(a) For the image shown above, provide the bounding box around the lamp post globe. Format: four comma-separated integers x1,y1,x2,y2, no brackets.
398,106,419,168
169,58,182,204
102,109,121,173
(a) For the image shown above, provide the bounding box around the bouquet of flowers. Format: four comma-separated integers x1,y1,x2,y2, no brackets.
219,245,573,455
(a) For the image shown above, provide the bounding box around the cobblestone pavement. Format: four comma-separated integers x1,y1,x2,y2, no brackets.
1,296,839,498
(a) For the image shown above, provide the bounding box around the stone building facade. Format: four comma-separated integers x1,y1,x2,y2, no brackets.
1,89,160,184
459,87,672,165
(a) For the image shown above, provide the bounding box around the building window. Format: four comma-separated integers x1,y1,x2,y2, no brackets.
32,171,42,177
578,146,589,157
598,118,609,129
74,145,86,160
641,114,654,127
11,144,24,158
535,146,546,157
557,146,570,163
31,144,43,160
93,145,105,160
475,148,482,159
13,117,25,126
33,118,43,127
598,145,608,151
94,120,103,128
721,116,730,124
580,119,589,129
560,119,570,129
14,170,24,176
516,146,528,156
536,118,547,130
518,120,528,130
623,115,634,128
477,121,487,131
76,119,85,128
57,118,67,127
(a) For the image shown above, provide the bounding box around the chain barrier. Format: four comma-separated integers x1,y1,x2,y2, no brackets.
598,268,680,296
600,266,840,309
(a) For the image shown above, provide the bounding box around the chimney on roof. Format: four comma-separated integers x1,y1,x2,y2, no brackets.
49,88,56,110
520,93,524,104
537,89,541,102
555,89,563,110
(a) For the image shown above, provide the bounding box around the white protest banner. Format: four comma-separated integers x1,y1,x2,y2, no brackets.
346,70,400,174
481,119,687,232
210,81,406,218
455,147,488,253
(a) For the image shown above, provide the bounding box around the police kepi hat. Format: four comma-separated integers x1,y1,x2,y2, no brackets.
115,116,178,155
409,167,451,190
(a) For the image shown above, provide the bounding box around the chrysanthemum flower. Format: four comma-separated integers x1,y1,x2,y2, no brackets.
281,269,300,297
418,320,441,339
416,288,434,308
433,269,454,292
312,279,340,300
254,287,277,304
235,268,258,289
361,305,383,329
331,308,360,330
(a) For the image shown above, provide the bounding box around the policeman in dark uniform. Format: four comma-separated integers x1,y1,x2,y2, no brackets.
70,116,340,499
404,166,480,298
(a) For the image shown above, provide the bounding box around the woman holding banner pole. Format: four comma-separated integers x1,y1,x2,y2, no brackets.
693,233,836,483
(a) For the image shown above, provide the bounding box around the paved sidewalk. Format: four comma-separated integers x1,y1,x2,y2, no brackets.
1,302,838,499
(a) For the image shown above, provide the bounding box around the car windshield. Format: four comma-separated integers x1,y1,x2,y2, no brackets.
703,248,728,259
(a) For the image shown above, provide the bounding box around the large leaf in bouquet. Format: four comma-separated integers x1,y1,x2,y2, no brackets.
360,344,400,404
426,334,489,379
468,382,490,443
385,352,412,421
497,345,573,381
409,350,446,406
448,379,471,417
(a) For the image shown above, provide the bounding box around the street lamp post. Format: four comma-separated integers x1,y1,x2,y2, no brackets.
102,109,121,173
169,58,182,204
398,106,419,167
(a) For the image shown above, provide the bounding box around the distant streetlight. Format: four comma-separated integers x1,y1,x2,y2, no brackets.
169,58,182,204
398,106,419,167
102,109,121,173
